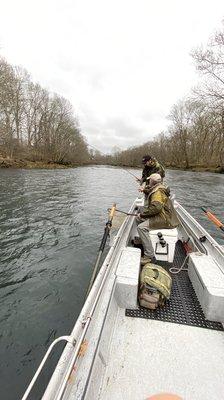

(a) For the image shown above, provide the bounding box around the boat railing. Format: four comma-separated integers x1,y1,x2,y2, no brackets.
21,336,76,400
175,200,224,267
21,200,137,400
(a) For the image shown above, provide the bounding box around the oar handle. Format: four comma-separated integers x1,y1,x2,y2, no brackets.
108,203,116,222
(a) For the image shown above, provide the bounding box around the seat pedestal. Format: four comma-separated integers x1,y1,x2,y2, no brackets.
149,228,178,263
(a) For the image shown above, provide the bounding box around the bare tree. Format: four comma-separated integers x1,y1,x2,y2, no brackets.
0,56,90,164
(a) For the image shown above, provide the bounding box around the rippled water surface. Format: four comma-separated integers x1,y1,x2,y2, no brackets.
0,166,223,399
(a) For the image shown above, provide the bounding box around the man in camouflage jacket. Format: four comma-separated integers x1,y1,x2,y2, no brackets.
137,173,179,265
139,155,165,185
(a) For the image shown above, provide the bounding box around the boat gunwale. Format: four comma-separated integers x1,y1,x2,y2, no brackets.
175,200,224,267
41,201,137,400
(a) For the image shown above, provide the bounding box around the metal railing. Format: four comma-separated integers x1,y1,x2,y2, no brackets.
21,336,76,400
21,200,138,400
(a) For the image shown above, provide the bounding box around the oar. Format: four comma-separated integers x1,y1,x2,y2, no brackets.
108,208,138,217
201,207,224,232
86,203,117,297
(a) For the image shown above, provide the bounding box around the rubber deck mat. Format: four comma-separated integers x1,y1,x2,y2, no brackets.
126,241,224,331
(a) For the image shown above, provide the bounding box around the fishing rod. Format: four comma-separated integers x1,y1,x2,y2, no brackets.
86,203,117,297
201,207,224,232
123,168,141,181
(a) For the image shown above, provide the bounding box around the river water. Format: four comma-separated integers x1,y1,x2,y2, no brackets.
0,166,223,400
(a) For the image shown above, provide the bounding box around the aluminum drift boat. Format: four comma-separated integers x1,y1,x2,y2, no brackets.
22,195,224,400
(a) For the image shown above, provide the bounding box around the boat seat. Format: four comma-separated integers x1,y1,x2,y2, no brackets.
149,228,178,263
115,247,141,309
188,252,224,323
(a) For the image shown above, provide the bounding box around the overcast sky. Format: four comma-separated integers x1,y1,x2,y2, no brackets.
0,0,223,153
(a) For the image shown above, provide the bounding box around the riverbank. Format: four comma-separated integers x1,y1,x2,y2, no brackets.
120,163,224,174
168,165,224,174
0,157,78,169
0,157,223,173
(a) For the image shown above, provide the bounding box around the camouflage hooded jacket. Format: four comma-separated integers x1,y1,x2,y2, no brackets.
140,184,179,229
141,160,165,184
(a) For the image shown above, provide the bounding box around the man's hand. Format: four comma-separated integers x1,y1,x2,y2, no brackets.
135,212,142,221
138,186,144,192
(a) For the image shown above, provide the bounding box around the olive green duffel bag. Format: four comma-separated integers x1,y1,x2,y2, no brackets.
139,263,172,310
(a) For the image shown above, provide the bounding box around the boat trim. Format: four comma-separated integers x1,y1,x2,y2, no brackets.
22,202,136,400
175,201,224,267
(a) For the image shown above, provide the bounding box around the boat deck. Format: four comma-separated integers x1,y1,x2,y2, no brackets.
126,241,224,331
100,309,224,400
99,241,224,400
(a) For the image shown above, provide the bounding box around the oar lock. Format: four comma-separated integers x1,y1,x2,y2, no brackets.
157,232,167,247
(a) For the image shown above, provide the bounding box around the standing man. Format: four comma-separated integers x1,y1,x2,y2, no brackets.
138,155,165,185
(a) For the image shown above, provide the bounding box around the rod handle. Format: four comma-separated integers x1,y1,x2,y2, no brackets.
109,203,116,221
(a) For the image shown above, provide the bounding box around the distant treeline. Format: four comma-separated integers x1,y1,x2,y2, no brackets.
95,22,224,172
0,58,90,164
